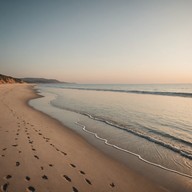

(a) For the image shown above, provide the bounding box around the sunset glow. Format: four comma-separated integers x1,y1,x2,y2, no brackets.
1,1,192,83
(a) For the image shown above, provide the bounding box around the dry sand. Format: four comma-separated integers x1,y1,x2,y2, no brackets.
0,84,165,192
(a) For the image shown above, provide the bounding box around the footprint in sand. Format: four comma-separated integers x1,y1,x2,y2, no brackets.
79,170,85,175
110,182,115,188
4,175,12,180
85,178,92,185
61,151,67,156
70,164,76,168
62,175,71,182
34,155,39,160
72,187,79,192
26,186,35,192
25,176,30,181
42,175,48,180
1,183,9,192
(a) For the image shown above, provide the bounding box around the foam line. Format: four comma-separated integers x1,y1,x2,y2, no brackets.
75,120,192,179
79,113,192,160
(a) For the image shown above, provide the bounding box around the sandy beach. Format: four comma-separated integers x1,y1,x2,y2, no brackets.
0,84,166,192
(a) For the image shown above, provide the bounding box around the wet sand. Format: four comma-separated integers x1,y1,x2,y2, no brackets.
0,84,166,192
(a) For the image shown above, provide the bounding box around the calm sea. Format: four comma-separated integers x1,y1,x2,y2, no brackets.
30,84,192,178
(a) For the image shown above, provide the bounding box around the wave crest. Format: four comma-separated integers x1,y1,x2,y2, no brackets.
61,87,192,98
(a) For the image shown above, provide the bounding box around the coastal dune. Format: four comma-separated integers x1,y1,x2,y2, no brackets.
0,84,165,192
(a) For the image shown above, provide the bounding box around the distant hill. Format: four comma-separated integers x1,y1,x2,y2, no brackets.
0,74,24,84
0,74,71,84
21,77,68,84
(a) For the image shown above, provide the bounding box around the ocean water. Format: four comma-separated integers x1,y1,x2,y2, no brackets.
30,84,192,179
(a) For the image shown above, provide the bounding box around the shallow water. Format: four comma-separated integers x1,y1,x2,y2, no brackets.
30,84,192,178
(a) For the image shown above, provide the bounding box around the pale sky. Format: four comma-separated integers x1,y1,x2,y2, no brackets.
0,0,192,84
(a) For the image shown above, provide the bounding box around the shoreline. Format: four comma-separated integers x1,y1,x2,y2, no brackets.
0,84,190,191
30,84,192,192
75,120,192,179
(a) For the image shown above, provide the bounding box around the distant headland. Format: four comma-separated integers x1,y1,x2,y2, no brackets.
0,74,71,84
0,74,24,84
21,77,69,84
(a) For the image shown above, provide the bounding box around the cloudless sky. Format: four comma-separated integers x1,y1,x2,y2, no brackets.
0,0,192,83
